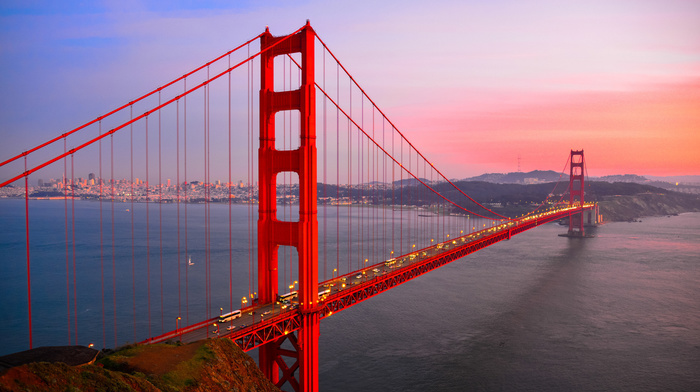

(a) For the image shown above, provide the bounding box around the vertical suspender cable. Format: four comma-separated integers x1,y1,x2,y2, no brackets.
99,121,105,348
292,51,297,287
391,128,395,254
184,79,189,324
373,110,378,261
71,154,77,344
382,118,386,258
209,67,213,322
206,66,212,322
348,80,352,273
110,134,116,348
203,71,209,326
283,55,287,286
360,102,364,268
130,105,136,343
64,139,70,345
400,137,403,256
228,54,233,315
24,156,32,349
176,99,181,319
146,115,151,339
247,44,252,299
158,92,164,334
322,47,327,281
360,96,363,270
336,61,340,276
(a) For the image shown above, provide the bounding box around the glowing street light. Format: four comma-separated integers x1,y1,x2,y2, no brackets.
332,268,337,278
176,316,182,342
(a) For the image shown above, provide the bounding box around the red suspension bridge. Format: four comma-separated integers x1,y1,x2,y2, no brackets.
0,22,596,391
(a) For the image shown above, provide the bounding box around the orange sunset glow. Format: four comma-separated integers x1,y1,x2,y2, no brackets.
398,78,700,176
1,0,699,180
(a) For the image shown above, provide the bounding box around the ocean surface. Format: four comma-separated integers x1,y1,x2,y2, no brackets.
318,212,700,391
1,199,699,391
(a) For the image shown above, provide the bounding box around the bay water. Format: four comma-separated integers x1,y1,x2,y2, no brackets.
1,199,698,390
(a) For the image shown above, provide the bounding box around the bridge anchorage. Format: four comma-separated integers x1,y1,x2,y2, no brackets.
0,20,600,392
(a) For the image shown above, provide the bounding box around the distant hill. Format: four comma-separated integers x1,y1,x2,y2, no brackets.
391,177,430,187
463,170,564,184
460,171,700,192
595,174,648,183
646,175,700,185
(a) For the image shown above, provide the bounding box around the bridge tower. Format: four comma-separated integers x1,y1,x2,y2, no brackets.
568,150,585,236
258,22,319,392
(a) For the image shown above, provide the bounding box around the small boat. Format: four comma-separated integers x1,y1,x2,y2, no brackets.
188,256,194,266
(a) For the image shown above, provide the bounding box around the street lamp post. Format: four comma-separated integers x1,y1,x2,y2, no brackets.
176,316,182,342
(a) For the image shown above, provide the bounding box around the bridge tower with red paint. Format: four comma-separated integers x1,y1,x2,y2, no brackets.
257,21,319,392
568,149,586,236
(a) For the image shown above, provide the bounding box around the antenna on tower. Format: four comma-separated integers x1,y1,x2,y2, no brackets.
517,155,521,172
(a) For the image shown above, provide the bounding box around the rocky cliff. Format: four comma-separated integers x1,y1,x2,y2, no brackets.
0,339,279,392
598,192,700,222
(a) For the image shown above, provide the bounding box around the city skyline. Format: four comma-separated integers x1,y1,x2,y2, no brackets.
1,0,699,181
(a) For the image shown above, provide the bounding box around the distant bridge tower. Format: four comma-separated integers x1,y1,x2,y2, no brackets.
258,22,319,392
568,150,585,236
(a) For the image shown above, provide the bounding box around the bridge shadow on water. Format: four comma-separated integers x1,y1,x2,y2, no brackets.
418,228,601,391
318,224,610,392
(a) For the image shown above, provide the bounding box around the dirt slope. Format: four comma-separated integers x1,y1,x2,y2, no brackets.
0,339,279,392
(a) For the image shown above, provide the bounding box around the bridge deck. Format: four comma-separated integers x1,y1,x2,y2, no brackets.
143,204,594,351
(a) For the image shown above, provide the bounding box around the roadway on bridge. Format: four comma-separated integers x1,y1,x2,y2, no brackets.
151,205,590,347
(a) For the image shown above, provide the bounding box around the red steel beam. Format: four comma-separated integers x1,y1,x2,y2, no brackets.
147,205,593,352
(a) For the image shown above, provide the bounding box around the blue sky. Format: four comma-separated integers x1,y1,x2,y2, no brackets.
1,0,699,181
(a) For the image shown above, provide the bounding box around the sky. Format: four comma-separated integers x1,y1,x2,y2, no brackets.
1,0,699,181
